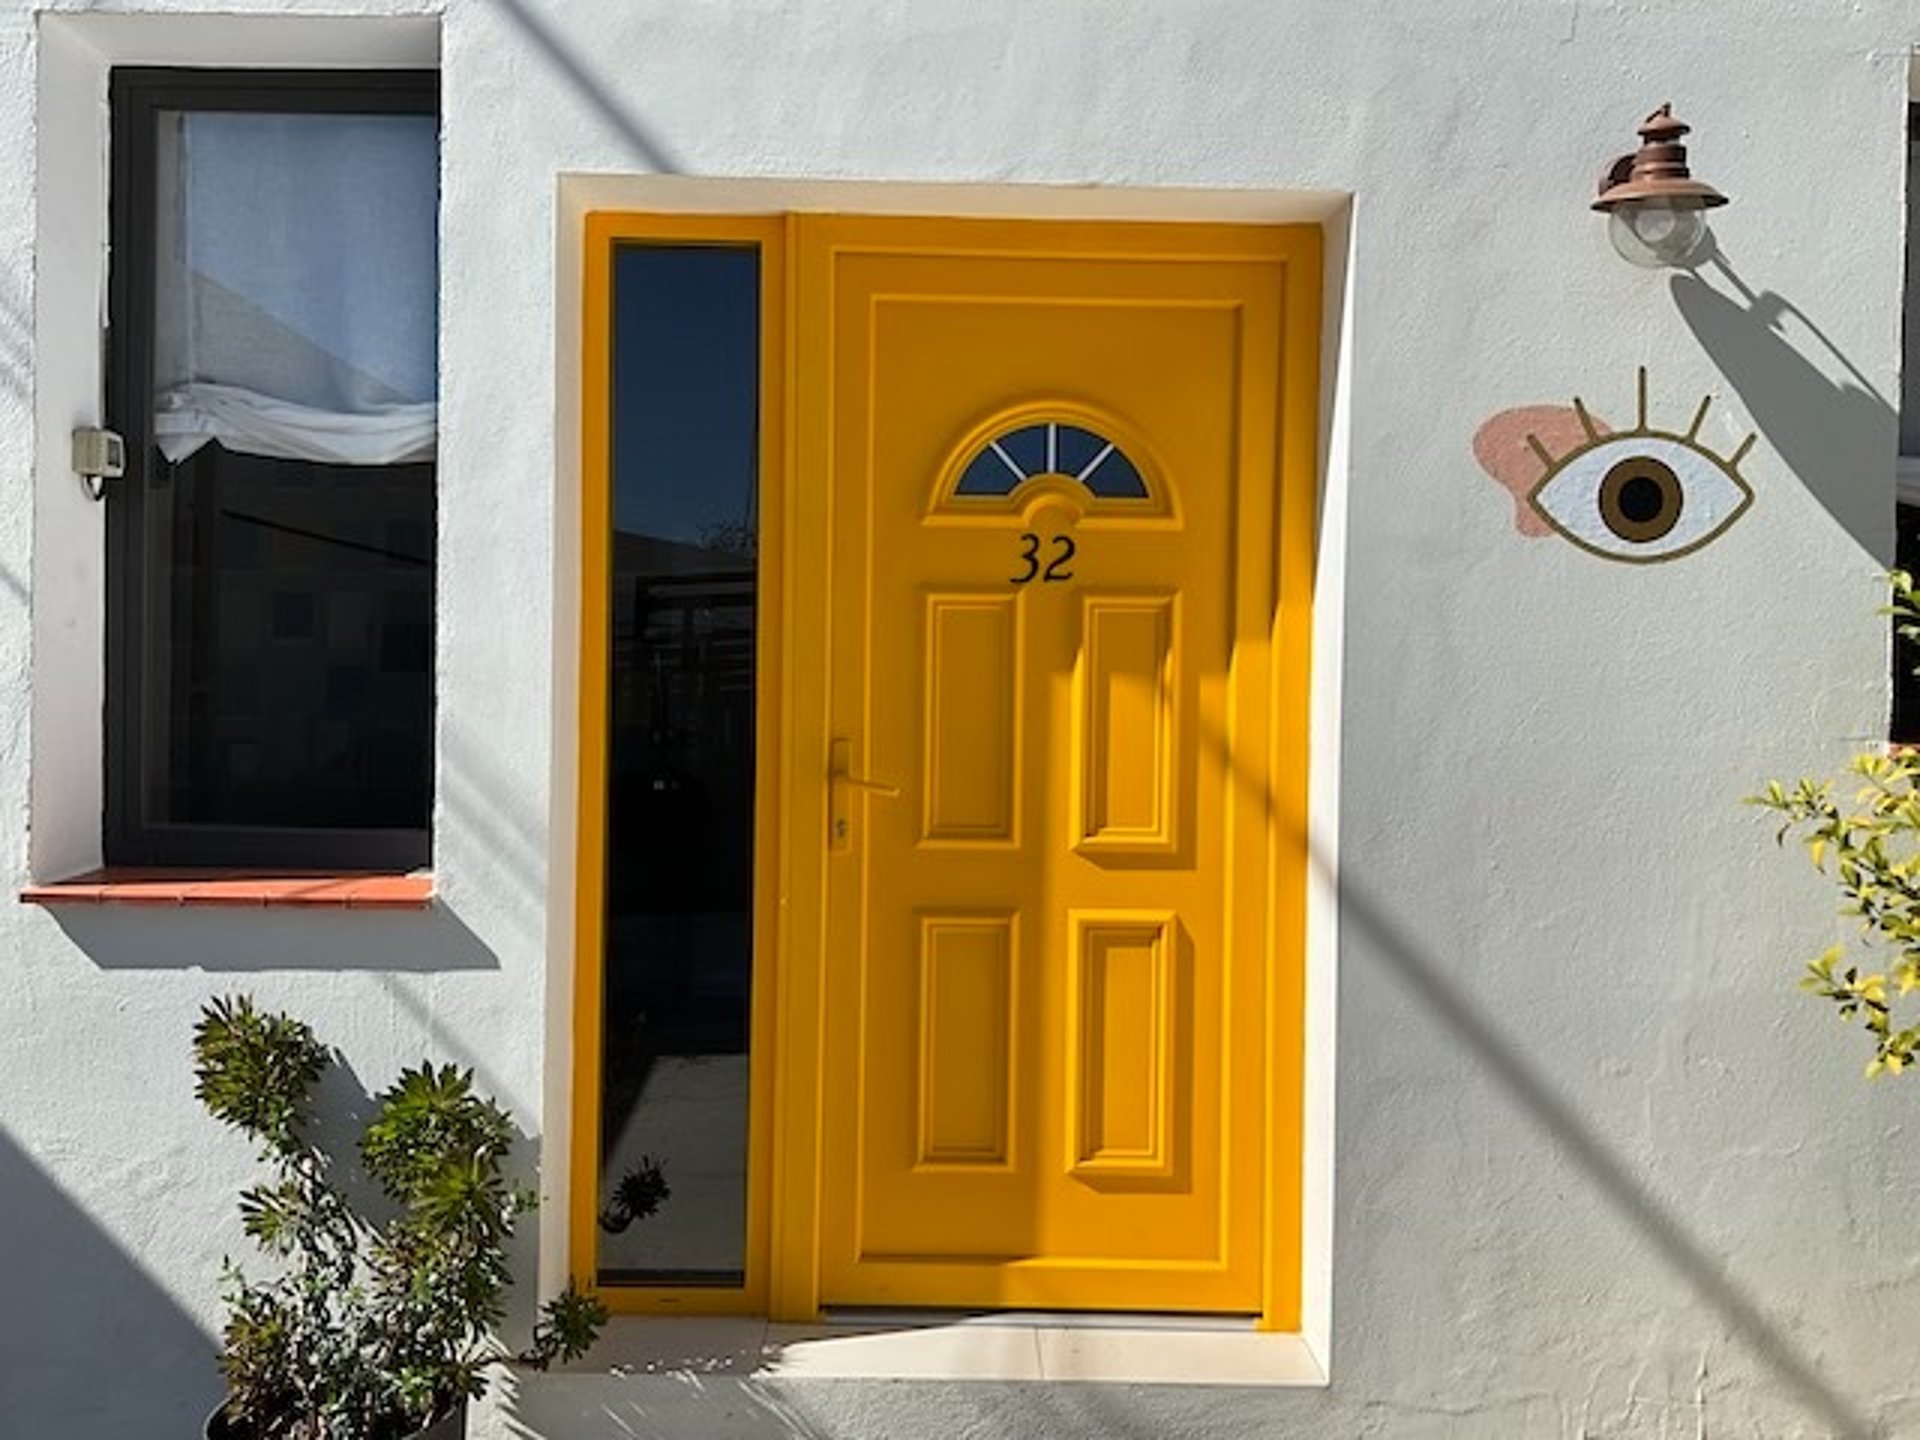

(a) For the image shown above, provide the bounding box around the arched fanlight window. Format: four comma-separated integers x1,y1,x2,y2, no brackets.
953,421,1149,500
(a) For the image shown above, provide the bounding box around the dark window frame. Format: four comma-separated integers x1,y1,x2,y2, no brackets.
106,67,439,869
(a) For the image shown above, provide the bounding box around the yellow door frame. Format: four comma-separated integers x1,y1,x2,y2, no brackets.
575,209,1318,1330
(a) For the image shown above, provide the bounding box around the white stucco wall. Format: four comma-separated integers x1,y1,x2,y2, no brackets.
1,1,1915,1437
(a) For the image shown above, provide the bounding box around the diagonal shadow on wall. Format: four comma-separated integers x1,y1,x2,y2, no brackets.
0,278,29,406
480,1368,836,1440
0,277,33,606
484,0,684,174
1194,698,1876,1432
1329,854,1876,1438
0,1128,219,1434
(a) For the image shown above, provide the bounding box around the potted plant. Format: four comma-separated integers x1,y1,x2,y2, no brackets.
192,995,607,1439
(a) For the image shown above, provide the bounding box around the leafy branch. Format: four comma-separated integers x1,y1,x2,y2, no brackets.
1753,569,1920,1076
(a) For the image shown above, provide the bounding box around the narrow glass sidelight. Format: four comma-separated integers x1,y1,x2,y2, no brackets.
597,244,761,1285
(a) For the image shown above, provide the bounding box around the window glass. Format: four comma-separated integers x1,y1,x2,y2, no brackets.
109,76,437,865
154,111,438,437
597,243,760,1284
953,421,1150,499
1896,506,1920,745
142,447,433,829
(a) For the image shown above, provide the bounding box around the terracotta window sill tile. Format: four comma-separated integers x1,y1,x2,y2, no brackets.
19,869,434,910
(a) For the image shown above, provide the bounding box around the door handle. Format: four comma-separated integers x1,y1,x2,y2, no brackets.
829,737,899,850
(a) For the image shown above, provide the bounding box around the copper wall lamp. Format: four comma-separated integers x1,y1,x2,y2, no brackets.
1594,104,1728,269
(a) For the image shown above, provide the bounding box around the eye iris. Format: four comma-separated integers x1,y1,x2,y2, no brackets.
1598,457,1683,543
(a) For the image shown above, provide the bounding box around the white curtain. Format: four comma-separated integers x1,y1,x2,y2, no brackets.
152,110,439,466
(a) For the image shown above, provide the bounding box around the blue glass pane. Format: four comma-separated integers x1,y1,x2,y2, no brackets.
612,246,759,543
1054,424,1106,478
1082,445,1149,499
996,423,1047,477
953,421,1151,501
956,448,1020,496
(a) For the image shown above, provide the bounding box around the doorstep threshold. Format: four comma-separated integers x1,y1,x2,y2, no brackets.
549,1311,1327,1386
823,1306,1259,1331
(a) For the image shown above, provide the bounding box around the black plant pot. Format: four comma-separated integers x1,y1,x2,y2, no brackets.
205,1398,467,1440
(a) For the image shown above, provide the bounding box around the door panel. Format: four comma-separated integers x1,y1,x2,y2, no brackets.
1068,910,1178,1177
916,913,1016,1166
1075,594,1178,854
922,595,1021,844
813,218,1294,1313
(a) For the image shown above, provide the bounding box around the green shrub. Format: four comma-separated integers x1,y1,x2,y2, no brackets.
194,996,607,1439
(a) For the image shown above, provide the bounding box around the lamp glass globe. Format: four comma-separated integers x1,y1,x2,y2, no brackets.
1608,198,1710,269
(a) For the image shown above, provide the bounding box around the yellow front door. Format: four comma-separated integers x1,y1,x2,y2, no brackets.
810,216,1312,1314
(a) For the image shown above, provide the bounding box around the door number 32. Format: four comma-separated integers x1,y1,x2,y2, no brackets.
1012,532,1075,585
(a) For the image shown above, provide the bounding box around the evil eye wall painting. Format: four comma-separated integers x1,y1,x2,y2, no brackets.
1520,368,1755,563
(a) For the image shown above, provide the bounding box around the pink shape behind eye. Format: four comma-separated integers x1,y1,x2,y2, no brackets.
1472,405,1611,538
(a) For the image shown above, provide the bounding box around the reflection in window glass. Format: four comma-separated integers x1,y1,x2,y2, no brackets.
1896,504,1920,745
147,448,434,829
139,107,438,840
599,244,760,1285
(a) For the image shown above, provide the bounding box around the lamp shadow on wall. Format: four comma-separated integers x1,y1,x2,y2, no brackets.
1671,248,1896,563
0,1127,221,1434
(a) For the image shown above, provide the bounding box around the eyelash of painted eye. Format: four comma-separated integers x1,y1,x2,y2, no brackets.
1527,368,1756,564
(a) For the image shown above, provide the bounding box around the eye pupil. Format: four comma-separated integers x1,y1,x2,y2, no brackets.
1616,476,1666,523
1599,457,1683,543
